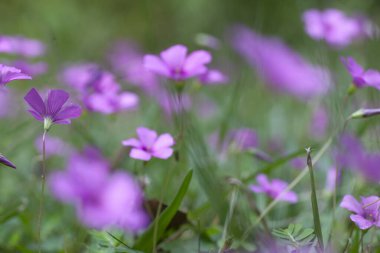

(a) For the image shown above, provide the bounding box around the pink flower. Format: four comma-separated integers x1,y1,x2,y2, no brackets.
250,174,298,203
340,195,380,230
12,60,48,77
0,35,46,57
303,9,371,47
0,64,31,86
144,44,212,81
49,148,149,232
122,127,175,161
198,69,228,85
34,135,73,158
341,56,380,89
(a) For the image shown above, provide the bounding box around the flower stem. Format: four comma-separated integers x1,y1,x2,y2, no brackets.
37,130,47,252
306,147,324,252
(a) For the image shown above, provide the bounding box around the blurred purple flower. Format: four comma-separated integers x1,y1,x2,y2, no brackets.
35,135,73,158
310,106,329,139
0,35,46,57
303,9,371,47
340,195,380,230
325,167,340,193
335,134,380,182
250,174,298,203
49,148,148,232
290,157,305,170
122,127,175,161
157,90,192,118
195,33,221,49
0,154,16,169
0,88,17,118
12,60,48,77
232,26,331,100
144,44,212,81
0,64,31,86
24,88,82,129
228,128,259,151
341,56,380,89
198,69,228,85
60,64,139,114
108,41,159,94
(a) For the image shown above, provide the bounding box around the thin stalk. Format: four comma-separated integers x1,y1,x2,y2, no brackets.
218,186,238,253
306,148,324,252
37,130,47,252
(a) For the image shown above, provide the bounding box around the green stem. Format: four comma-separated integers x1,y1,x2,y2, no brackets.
306,148,324,252
37,130,47,253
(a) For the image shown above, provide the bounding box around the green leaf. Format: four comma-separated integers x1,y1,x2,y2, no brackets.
133,170,193,252
272,224,315,249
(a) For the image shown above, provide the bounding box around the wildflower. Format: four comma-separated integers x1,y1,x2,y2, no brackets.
12,60,48,77
309,106,329,139
249,174,298,203
49,148,148,232
24,88,81,130
303,9,372,47
228,128,259,152
198,69,228,85
0,35,46,57
232,26,331,100
0,154,16,169
341,56,380,89
34,135,73,158
0,64,31,86
122,127,175,161
340,195,380,230
0,88,17,118
349,108,380,119
144,44,212,81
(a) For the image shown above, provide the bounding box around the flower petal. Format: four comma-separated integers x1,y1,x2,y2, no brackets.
152,147,173,159
122,138,141,148
350,214,373,230
144,55,170,77
27,109,44,121
183,50,211,77
118,92,139,109
363,69,380,87
0,154,16,169
47,89,69,116
136,127,157,148
341,56,364,76
24,88,45,116
160,44,187,69
340,195,363,215
152,133,174,150
130,148,152,161
53,104,81,123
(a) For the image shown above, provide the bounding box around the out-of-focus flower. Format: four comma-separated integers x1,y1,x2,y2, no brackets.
194,33,221,49
157,90,192,117
349,108,380,119
290,157,305,170
12,60,48,77
144,44,212,81
232,26,331,100
49,148,148,232
24,88,82,130
0,154,16,169
228,128,259,152
325,168,339,193
250,174,298,203
60,64,139,114
0,64,31,86
341,56,380,89
34,135,73,158
335,134,380,182
340,195,380,230
122,127,175,161
198,69,228,85
108,41,159,94
0,88,17,118
310,106,329,139
0,35,46,57
303,9,372,47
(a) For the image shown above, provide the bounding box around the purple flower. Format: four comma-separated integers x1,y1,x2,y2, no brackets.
144,44,212,81
0,154,16,169
108,41,159,94
250,174,298,203
335,134,380,182
0,64,31,86
156,90,192,118
49,148,148,232
341,56,380,89
0,35,46,57
228,128,259,151
122,127,175,161
309,106,329,139
12,60,48,77
198,69,228,85
0,88,17,118
232,26,331,100
60,63,100,93
34,135,73,158
24,88,81,129
340,195,380,230
303,9,371,47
